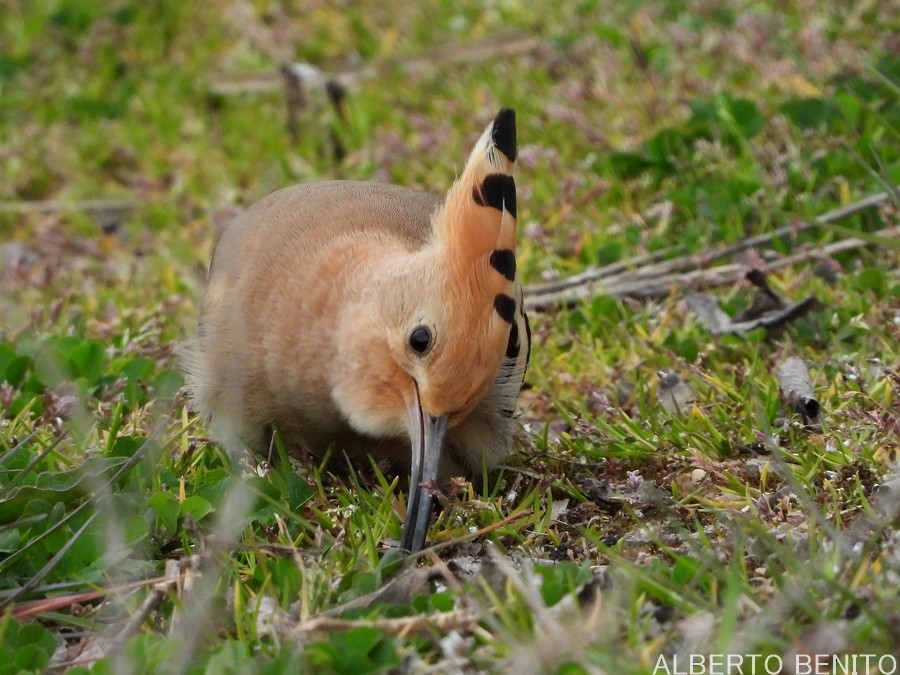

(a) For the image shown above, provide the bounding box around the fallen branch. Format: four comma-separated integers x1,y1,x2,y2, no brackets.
525,221,899,311
525,191,891,299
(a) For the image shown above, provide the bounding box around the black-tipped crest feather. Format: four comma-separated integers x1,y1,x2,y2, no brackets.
492,108,517,162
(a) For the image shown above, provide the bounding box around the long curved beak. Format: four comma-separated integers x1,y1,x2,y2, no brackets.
401,385,448,553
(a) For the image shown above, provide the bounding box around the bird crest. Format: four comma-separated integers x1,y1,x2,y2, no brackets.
419,108,527,418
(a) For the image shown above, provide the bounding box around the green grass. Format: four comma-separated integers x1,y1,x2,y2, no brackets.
1,0,899,672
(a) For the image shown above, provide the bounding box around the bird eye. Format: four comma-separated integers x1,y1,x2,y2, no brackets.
409,326,432,355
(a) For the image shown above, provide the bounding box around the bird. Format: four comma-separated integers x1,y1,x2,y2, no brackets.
184,108,530,553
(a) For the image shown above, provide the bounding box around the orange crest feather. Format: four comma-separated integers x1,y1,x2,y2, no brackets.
432,108,518,272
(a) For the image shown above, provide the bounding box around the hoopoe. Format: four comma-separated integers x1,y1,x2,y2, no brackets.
185,108,530,552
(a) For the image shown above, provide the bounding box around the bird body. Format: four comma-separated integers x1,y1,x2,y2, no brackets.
186,109,529,551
